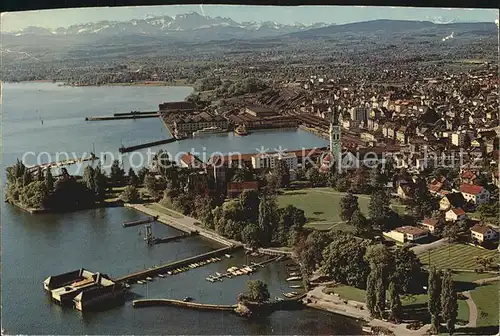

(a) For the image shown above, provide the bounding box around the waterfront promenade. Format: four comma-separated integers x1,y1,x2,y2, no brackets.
125,203,241,247
305,286,432,336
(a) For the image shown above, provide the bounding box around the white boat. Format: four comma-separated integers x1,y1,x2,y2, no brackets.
146,277,153,281
158,274,165,278
124,283,131,289
167,271,172,275
216,272,222,277
225,254,231,258
286,276,302,281
290,285,303,289
193,126,227,137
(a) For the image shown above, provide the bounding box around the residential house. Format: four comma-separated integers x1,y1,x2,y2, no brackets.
460,170,478,184
421,218,443,234
179,152,204,169
383,226,429,243
492,170,500,188
397,184,413,199
470,224,498,244
227,181,259,199
459,184,490,205
439,192,465,211
252,152,298,180
445,208,467,222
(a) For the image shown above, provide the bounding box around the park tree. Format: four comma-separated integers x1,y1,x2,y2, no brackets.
271,159,291,188
441,270,458,335
6,160,27,184
22,169,33,187
245,280,270,303
110,160,125,185
120,185,140,203
428,267,442,334
36,166,44,182
144,174,160,199
340,192,359,222
241,223,261,249
350,209,371,235
45,168,54,191
388,281,402,323
321,232,370,288
93,165,107,203
392,247,424,294
366,269,378,317
370,165,387,191
137,167,149,184
306,167,322,187
83,166,96,192
239,189,260,223
351,167,370,194
19,181,49,208
365,244,392,317
258,194,278,245
443,223,460,243
275,205,306,246
407,178,437,218
128,168,139,186
335,176,352,192
194,194,215,229
369,188,394,231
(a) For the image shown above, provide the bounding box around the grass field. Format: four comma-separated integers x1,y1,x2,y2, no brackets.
104,186,127,203
277,188,406,231
417,243,499,271
145,203,183,219
471,281,499,328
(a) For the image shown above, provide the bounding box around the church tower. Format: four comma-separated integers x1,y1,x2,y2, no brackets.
329,105,341,168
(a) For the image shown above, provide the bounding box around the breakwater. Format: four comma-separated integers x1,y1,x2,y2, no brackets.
119,138,178,153
85,114,160,121
114,111,158,117
133,299,237,311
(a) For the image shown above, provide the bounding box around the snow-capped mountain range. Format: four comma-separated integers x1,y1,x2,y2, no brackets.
8,12,331,38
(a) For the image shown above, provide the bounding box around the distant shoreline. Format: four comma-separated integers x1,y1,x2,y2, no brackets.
3,80,194,89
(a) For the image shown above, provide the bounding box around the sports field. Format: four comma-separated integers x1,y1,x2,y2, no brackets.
417,243,499,271
277,188,406,231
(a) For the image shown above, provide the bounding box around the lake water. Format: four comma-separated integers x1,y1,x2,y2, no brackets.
1,83,361,335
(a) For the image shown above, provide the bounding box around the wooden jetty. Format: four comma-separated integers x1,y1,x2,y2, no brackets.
133,299,237,311
114,246,240,283
153,231,198,244
85,114,159,121
119,138,178,153
27,155,99,173
122,216,158,228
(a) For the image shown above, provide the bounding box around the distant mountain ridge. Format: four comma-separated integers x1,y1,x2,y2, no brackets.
7,12,331,38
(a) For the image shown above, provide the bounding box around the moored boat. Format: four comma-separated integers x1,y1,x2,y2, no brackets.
234,124,248,136
193,126,227,137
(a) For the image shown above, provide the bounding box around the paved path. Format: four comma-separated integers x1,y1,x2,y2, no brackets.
125,203,241,247
473,276,500,285
410,237,448,255
462,291,478,328
305,286,431,336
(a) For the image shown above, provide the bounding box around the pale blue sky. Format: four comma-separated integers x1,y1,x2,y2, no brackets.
1,5,498,32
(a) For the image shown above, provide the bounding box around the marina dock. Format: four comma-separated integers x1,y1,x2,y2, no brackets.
114,246,240,283
122,216,158,228
152,232,198,245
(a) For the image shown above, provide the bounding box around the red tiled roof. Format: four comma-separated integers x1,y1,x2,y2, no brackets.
422,218,439,226
460,183,484,195
180,152,203,168
227,181,259,192
394,226,428,235
428,181,443,193
450,208,466,216
471,224,496,235
461,170,476,180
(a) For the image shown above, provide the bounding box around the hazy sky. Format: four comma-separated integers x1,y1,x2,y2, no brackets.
1,5,498,31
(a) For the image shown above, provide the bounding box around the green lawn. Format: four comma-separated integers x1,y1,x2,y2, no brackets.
323,285,367,303
145,203,183,219
278,188,406,231
471,281,499,328
104,186,127,203
417,243,499,271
